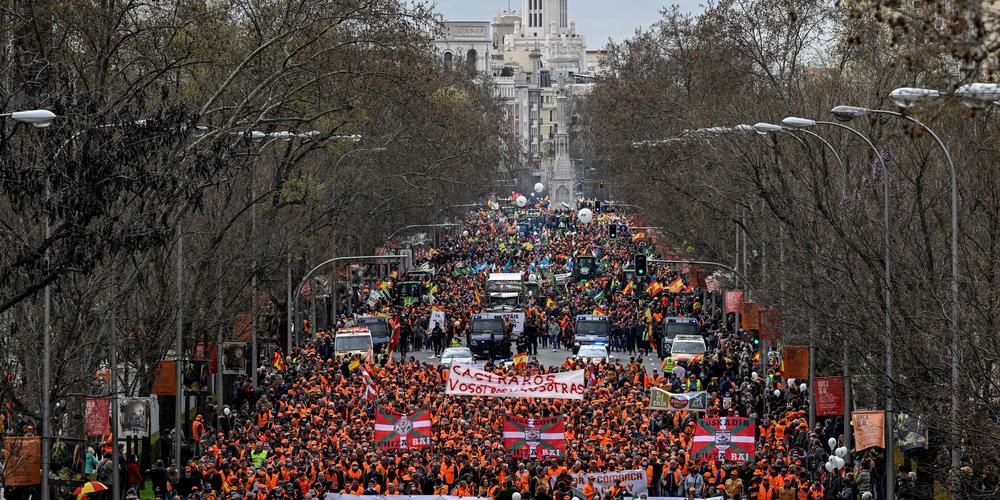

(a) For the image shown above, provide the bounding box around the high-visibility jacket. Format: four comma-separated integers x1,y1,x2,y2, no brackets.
250,450,267,468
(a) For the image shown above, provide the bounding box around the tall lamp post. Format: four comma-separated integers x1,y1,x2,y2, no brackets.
2,108,57,499
830,98,956,498
781,115,891,459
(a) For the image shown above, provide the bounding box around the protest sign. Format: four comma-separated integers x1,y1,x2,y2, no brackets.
445,364,585,399
428,310,446,330
562,469,648,496
649,388,708,412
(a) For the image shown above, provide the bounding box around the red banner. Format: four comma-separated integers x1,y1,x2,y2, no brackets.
84,397,111,437
814,376,845,416
503,415,566,458
724,290,744,314
758,308,781,341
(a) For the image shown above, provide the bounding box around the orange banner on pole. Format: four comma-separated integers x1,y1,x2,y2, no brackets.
739,301,761,330
3,436,41,485
782,345,809,380
758,308,781,340
151,360,177,395
852,410,886,451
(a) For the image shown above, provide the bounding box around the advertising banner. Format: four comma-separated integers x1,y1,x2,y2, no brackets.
85,397,111,437
649,388,709,412
852,410,886,451
445,364,585,399
2,437,41,485
724,290,744,314
119,397,151,438
814,376,844,416
782,346,809,380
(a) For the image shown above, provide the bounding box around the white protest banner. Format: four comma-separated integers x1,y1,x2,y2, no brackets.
560,469,648,496
428,310,446,331
445,364,585,399
649,497,723,500
476,312,525,333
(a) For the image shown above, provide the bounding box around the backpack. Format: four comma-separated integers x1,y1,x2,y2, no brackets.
97,460,113,481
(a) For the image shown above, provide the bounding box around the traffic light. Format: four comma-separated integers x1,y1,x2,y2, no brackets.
595,199,602,211
608,223,617,239
634,254,647,277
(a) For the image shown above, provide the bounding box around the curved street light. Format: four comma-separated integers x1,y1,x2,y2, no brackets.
831,101,958,498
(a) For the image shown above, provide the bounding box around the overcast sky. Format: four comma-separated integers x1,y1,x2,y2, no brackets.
428,0,705,50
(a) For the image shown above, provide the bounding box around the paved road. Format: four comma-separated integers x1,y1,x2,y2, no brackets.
398,346,666,373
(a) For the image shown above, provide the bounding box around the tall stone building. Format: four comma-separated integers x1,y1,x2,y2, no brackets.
433,1,597,207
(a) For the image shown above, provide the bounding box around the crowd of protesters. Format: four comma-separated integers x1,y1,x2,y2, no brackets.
2,199,898,500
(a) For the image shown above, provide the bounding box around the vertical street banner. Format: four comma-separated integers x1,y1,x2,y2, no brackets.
814,376,845,416
649,388,709,412
739,301,761,330
691,417,755,463
85,397,111,437
2,436,41,485
151,360,177,396
781,345,809,380
758,308,781,341
852,410,886,451
119,397,151,438
724,290,744,314
374,407,432,449
503,415,566,458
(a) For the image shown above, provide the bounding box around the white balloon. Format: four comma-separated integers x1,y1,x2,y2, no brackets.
828,437,838,450
577,208,594,224
835,447,847,458
787,378,795,386
834,456,845,469
799,383,808,393
773,389,781,397
534,182,544,193
862,493,873,500
462,230,469,237
515,195,527,207
824,462,834,472
513,494,522,500
751,371,758,379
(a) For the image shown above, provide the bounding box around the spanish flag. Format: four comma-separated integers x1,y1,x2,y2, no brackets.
665,277,685,293
513,352,527,366
272,351,285,371
622,280,634,296
592,306,608,316
431,304,444,312
349,357,361,371
645,280,664,297
546,297,556,309
631,231,647,242
473,289,481,305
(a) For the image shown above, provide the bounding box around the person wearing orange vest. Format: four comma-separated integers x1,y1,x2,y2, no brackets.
191,415,205,455
581,476,597,500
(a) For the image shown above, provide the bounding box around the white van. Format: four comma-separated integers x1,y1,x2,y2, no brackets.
335,326,374,355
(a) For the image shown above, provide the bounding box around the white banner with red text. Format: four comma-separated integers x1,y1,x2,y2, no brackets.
558,469,649,496
445,364,585,399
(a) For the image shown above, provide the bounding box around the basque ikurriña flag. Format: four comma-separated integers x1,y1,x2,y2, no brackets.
691,417,756,463
503,416,566,458
373,408,432,449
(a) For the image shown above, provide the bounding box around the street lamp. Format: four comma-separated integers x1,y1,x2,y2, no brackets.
954,82,1000,109
831,101,959,498
1,109,56,127
3,108,58,500
781,115,889,458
